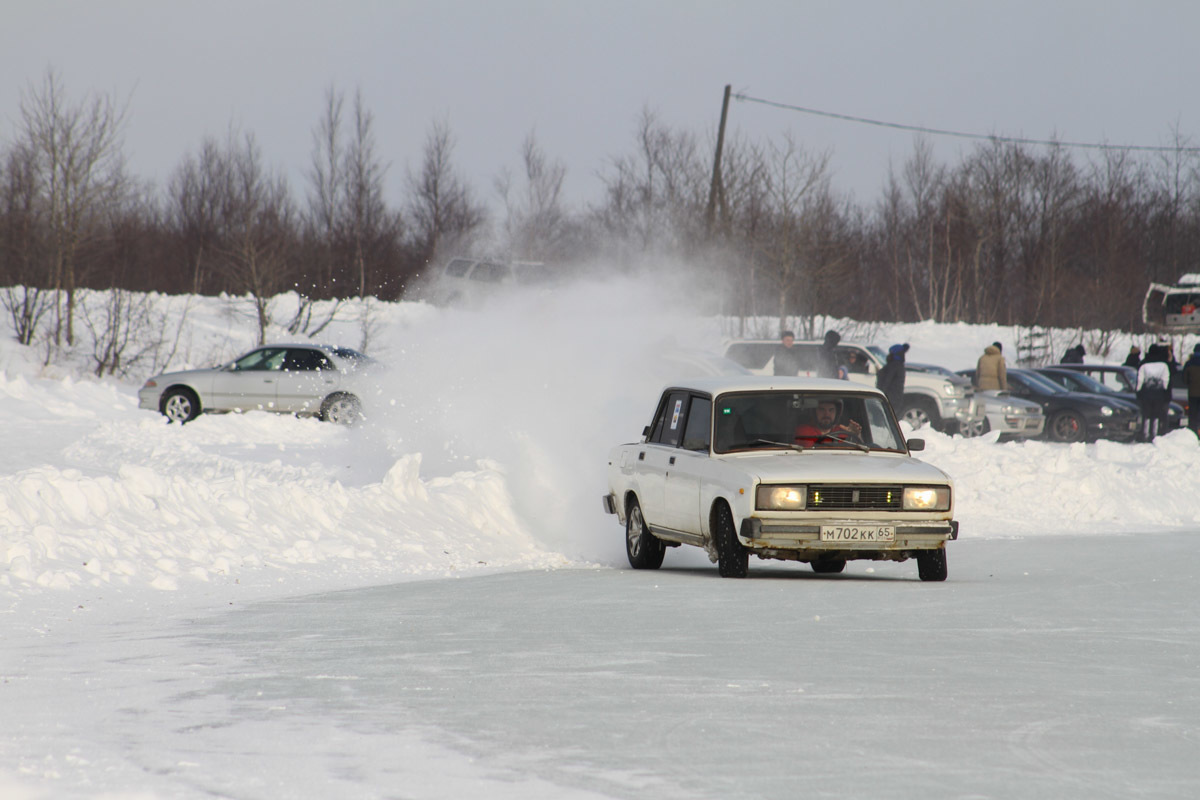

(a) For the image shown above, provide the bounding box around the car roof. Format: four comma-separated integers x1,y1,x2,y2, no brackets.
661,376,886,396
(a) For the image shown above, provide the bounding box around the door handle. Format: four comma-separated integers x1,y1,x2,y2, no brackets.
669,456,676,465
638,452,645,461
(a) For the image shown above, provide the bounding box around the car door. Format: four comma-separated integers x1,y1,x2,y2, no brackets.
209,347,287,410
633,390,690,528
275,348,340,413
660,395,711,536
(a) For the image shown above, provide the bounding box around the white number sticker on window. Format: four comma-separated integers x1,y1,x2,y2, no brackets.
670,399,683,430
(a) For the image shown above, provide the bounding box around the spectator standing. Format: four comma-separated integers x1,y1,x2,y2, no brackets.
876,343,909,412
816,330,843,379
773,330,806,377
1184,343,1200,434
975,343,1008,391
1136,344,1172,442
1123,345,1142,368
1061,344,1085,363
845,350,870,374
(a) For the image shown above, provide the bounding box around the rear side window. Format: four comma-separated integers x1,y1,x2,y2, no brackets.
444,258,474,277
724,342,777,370
649,391,689,447
471,261,510,283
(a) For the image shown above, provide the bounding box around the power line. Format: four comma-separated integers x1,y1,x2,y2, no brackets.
734,92,1200,154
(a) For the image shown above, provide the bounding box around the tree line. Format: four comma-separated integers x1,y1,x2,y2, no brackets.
3,69,1200,352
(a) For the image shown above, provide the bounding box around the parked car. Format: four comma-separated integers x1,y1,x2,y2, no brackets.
138,344,378,424
958,368,1139,443
908,362,1044,439
1036,367,1183,431
722,339,983,434
602,377,958,581
1050,363,1188,425
425,257,558,305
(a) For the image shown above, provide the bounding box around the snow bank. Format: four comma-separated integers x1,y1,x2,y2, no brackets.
3,277,1200,608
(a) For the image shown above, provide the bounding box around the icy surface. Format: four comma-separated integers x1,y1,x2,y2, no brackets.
2,279,1199,798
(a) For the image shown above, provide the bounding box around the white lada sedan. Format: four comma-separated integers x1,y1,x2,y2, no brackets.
602,377,958,581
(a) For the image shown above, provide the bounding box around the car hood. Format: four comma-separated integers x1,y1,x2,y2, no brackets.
720,451,952,485
144,368,220,390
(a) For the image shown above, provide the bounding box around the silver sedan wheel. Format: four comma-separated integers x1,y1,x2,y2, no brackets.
162,391,196,423
959,416,989,438
322,394,362,425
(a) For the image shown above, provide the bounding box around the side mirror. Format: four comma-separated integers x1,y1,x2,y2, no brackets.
906,438,925,452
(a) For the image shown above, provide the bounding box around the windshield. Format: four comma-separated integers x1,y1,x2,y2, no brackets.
712,390,907,453
1046,370,1114,394
1015,370,1066,394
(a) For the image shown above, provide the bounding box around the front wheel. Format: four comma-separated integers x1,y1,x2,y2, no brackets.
161,388,200,424
901,396,941,431
713,503,748,578
625,499,665,570
1048,410,1085,443
321,393,362,425
917,548,948,582
959,415,990,438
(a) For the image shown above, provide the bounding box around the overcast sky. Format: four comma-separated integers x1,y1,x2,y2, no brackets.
2,1,1197,213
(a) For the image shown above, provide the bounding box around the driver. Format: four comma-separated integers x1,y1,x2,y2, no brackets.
795,398,863,446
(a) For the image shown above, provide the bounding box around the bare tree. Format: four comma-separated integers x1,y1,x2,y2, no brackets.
17,68,128,348
167,137,227,296
405,119,485,268
494,131,570,261
0,141,51,344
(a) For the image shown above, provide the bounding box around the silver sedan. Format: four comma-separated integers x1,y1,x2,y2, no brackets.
138,344,377,424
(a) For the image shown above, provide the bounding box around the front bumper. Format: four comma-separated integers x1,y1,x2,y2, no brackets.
740,517,958,556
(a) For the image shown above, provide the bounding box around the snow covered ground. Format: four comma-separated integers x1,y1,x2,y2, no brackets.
2,275,1199,798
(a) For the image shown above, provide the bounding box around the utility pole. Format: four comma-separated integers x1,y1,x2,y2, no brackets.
705,84,731,238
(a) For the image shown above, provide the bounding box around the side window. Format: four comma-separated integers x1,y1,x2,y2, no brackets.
284,349,328,371
649,391,689,447
444,258,474,278
234,348,287,371
471,261,510,283
680,396,712,451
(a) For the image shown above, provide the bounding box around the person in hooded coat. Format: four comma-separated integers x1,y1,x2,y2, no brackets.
974,344,1008,391
1123,345,1142,368
876,343,909,413
1183,343,1200,434
1136,344,1172,442
816,330,842,379
1061,344,1086,363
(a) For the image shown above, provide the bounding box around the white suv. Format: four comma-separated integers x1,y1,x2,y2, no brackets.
723,339,984,434
426,257,555,306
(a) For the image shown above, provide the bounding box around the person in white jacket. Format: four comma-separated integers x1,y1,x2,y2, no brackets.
1136,344,1173,442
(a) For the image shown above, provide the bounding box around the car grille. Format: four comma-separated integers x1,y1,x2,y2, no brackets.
808,485,903,511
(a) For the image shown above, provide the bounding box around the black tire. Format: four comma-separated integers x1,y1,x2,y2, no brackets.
1048,410,1086,443
625,498,665,570
901,396,941,432
321,393,362,425
917,548,948,582
161,387,200,424
811,557,847,574
713,503,748,578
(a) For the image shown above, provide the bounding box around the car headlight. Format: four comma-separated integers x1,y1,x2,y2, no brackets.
942,382,962,397
756,484,806,510
903,486,951,511
1100,405,1114,417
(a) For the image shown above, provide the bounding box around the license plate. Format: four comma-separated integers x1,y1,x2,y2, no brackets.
820,525,895,543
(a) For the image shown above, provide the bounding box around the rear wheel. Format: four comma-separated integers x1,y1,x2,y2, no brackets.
321,393,362,425
713,503,748,578
161,388,200,424
1049,410,1085,443
917,548,948,582
625,499,665,570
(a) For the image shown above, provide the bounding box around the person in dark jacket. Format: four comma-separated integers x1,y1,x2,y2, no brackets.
1123,345,1142,368
1061,344,1086,363
816,330,842,379
1137,344,1173,442
773,330,806,376
1184,343,1200,434
876,343,909,413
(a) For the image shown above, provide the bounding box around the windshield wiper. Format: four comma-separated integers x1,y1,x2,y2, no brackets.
753,438,808,452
